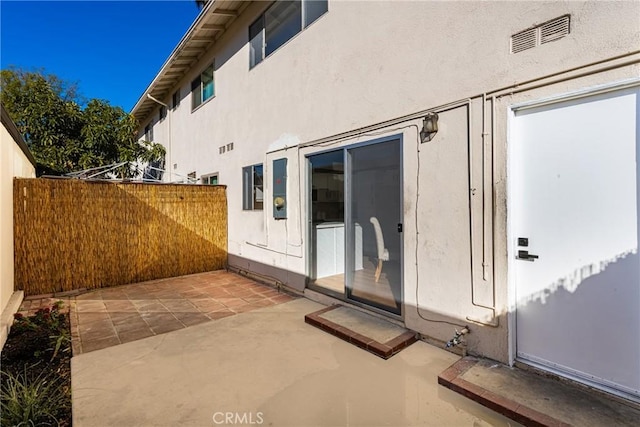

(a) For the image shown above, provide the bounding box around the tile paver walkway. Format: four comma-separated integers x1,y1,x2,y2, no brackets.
18,270,296,354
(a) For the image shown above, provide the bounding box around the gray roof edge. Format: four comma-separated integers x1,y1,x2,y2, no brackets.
129,0,223,120
1,103,37,168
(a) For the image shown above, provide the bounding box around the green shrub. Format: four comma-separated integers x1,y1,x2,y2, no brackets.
0,369,70,427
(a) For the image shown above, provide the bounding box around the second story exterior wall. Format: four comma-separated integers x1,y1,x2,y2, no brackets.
140,0,639,268
142,0,639,183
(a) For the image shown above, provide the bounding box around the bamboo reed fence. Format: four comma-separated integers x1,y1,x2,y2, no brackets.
14,178,227,296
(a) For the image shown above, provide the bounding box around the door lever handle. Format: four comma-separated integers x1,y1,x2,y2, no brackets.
517,250,539,261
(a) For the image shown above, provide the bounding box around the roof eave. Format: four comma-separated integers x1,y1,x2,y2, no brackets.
130,0,250,124
1,103,37,167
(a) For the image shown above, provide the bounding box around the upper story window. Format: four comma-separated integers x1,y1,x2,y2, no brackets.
172,90,180,109
159,105,167,121
144,123,153,142
191,63,215,110
250,0,328,68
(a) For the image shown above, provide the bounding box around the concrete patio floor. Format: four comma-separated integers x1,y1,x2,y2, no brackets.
72,298,520,427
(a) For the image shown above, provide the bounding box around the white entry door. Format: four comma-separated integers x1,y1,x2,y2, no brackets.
511,85,640,399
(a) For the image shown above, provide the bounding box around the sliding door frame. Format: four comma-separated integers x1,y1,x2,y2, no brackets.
305,134,404,319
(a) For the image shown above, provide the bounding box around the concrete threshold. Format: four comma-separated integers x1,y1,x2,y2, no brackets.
305,305,417,359
438,357,640,427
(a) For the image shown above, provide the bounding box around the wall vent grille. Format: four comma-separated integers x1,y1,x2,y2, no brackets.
511,15,570,54
541,15,570,44
511,28,538,53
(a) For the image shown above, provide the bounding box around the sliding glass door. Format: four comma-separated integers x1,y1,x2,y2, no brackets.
308,137,402,315
308,150,345,296
345,140,402,314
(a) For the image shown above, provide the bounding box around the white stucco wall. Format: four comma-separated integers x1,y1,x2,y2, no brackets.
138,1,640,363
1,118,36,314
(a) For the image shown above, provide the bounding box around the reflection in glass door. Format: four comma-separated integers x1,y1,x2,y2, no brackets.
308,150,345,296
308,138,402,315
346,140,402,314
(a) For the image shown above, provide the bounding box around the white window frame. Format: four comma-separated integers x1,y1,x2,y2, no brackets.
191,62,215,111
172,89,180,110
202,173,219,185
249,0,328,69
144,123,153,142
242,164,264,210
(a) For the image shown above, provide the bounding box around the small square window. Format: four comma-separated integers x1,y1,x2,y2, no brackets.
242,164,263,210
202,174,219,185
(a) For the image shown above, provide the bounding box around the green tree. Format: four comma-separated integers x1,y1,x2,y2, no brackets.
1,67,165,178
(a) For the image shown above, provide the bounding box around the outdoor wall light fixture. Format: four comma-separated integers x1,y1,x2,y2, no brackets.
420,112,439,143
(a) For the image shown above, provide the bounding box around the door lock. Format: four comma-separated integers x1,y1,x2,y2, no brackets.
517,250,539,261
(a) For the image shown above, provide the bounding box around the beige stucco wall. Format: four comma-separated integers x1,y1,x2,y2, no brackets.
140,1,640,363
1,120,36,314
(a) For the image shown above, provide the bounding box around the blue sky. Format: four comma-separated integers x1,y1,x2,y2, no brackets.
1,1,201,112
